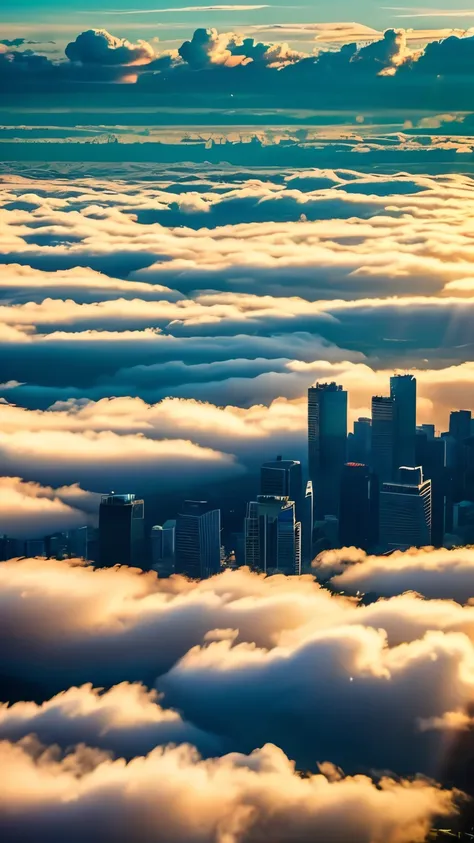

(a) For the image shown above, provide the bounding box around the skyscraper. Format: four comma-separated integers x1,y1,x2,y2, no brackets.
371,396,395,484
347,417,372,465
175,501,221,579
416,431,446,547
260,458,303,517
302,480,314,570
449,410,472,443
339,463,377,551
448,410,472,503
308,382,347,518
244,495,301,575
150,519,176,577
99,493,145,567
379,466,431,551
390,374,417,473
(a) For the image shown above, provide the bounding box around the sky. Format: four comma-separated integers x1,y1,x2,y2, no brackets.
4,0,474,48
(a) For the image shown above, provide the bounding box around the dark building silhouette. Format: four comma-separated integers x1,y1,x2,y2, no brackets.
449,410,472,443
390,374,417,474
416,430,447,547
302,480,314,569
339,463,377,551
371,396,395,484
150,520,176,577
175,500,221,579
260,458,303,516
99,493,145,567
347,417,371,465
308,382,347,518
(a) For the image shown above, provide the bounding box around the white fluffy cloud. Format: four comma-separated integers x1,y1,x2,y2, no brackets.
0,739,453,843
3,559,474,777
0,476,99,539
316,546,474,603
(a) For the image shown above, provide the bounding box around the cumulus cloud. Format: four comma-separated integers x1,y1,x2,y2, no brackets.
178,27,303,69
315,546,474,604
6,25,474,106
4,560,474,778
0,739,453,843
0,682,224,757
0,476,99,539
65,29,156,66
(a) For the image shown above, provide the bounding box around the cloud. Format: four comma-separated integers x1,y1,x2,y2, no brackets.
178,27,303,69
7,25,474,105
316,546,474,604
0,476,99,539
0,682,224,757
0,264,180,305
104,5,270,13
4,560,474,777
65,29,156,66
0,739,453,843
0,428,241,491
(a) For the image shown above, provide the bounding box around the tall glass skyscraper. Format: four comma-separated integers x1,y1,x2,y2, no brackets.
308,382,347,518
371,396,395,484
99,493,145,567
244,495,301,575
260,458,303,516
339,462,377,551
379,466,431,551
175,501,221,580
390,374,417,474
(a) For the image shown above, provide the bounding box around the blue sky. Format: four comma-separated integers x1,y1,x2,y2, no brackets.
4,1,474,47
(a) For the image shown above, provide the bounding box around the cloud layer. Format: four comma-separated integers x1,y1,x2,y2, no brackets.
0,739,453,843
3,558,474,779
6,25,474,107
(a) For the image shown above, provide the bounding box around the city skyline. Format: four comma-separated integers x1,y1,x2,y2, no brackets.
4,367,474,568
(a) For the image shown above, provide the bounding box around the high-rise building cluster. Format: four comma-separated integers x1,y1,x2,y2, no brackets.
3,371,474,577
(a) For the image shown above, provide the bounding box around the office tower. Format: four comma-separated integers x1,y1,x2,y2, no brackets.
419,424,435,440
25,539,46,557
175,501,221,579
244,495,301,575
339,463,377,551
0,536,25,561
448,410,472,503
150,519,176,577
313,515,339,552
302,480,314,570
371,396,395,483
48,532,69,558
260,457,303,516
416,431,447,547
453,501,474,544
67,526,89,560
449,410,472,442
379,466,431,551
308,382,347,518
347,417,371,465
99,493,145,567
390,374,417,473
